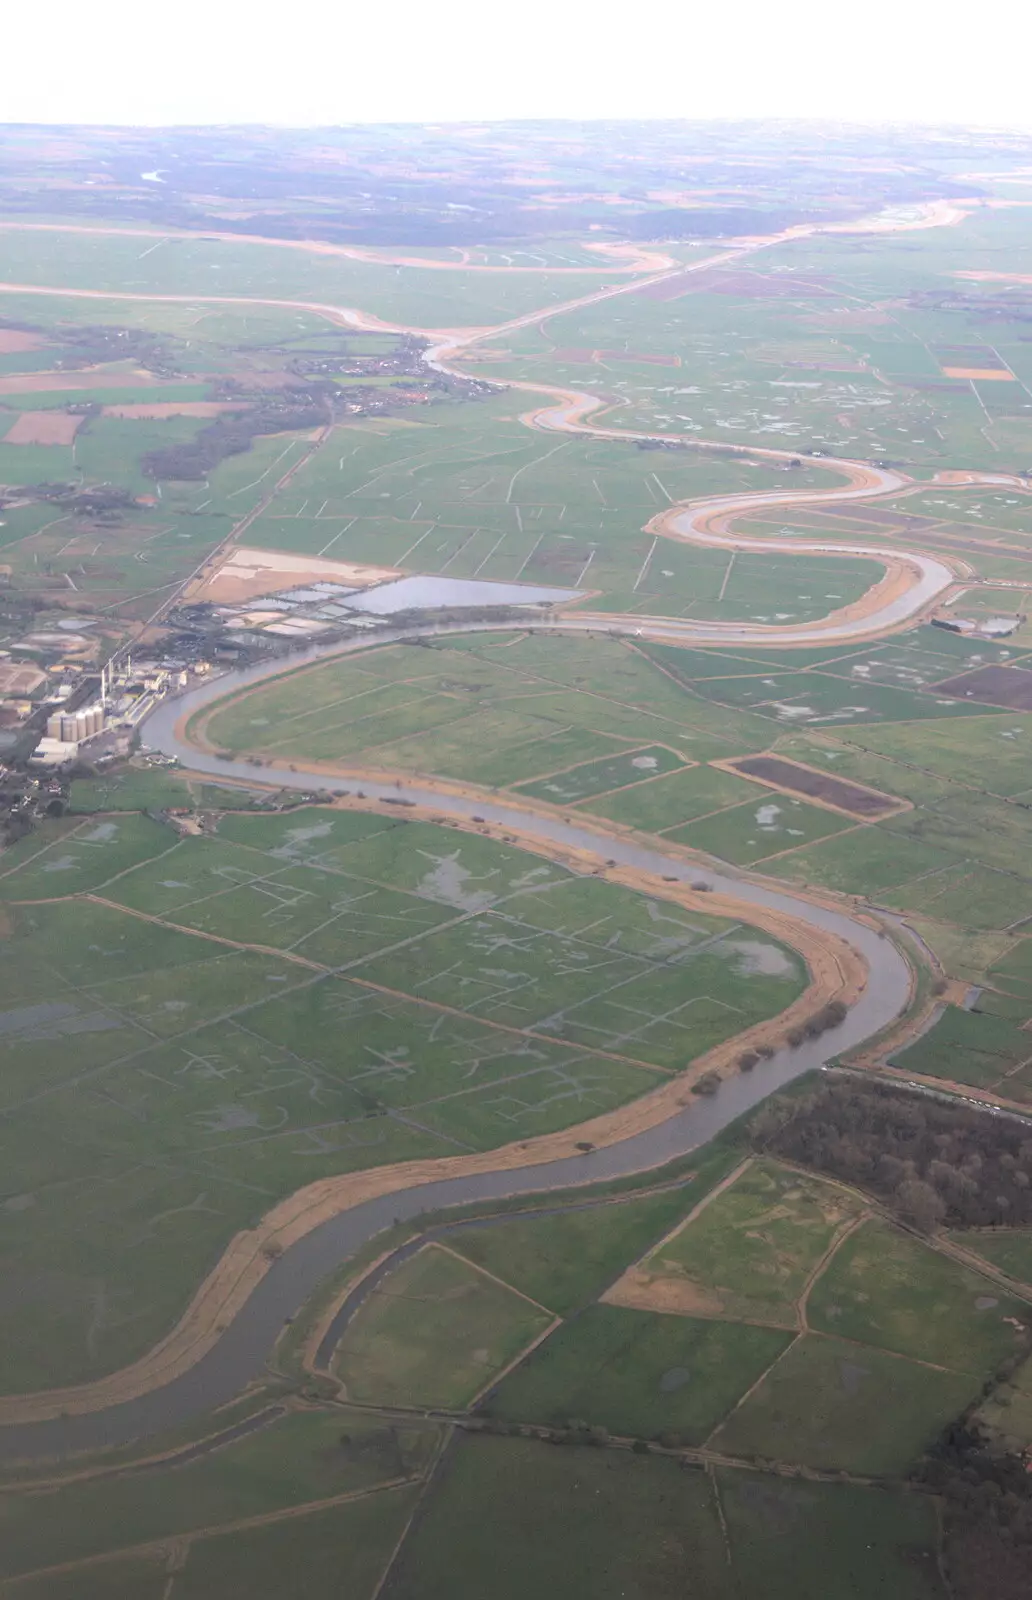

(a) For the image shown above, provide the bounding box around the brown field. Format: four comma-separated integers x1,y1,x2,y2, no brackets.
955,271,1032,285
722,755,902,818
0,329,45,354
942,367,1017,381
3,409,83,445
931,664,1032,710
0,663,46,694
0,369,164,394
190,545,401,604
101,401,251,419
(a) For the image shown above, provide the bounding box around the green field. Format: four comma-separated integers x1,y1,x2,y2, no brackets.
198,632,775,778
715,1469,943,1600
449,1141,742,1314
633,1158,864,1327
662,792,852,865
208,389,867,620
168,1489,420,1600
485,1301,792,1441
0,808,804,1390
68,768,261,814
331,1243,553,1407
194,622,1032,941
0,227,620,328
807,1220,1031,1373
0,813,175,899
0,1407,437,1580
712,1333,978,1474
385,1435,731,1600
583,762,760,830
891,1005,1032,1088
385,1434,943,1600
951,1228,1032,1285
481,211,1032,478
513,744,690,803
7,174,1032,1600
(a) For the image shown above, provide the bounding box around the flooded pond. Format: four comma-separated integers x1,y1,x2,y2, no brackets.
345,575,583,613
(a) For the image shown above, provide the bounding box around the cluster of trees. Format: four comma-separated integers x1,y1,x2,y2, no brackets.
59,322,182,375
785,998,849,1048
142,368,485,483
142,391,331,481
30,483,139,514
910,287,1032,327
0,318,180,373
752,1078,1032,1232
918,1418,1032,1600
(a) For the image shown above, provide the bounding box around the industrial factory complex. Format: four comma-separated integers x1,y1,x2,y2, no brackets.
27,654,212,767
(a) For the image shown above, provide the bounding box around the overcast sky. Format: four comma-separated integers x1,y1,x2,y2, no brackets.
5,0,1031,129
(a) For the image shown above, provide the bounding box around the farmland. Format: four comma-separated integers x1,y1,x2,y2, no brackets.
459,1150,1026,1478
195,625,1032,941
0,1403,432,1586
606,1158,864,1326
386,1437,943,1600
0,293,493,642
891,1006,1032,1096
0,225,624,328
4,129,1032,1600
477,209,1032,479
0,806,805,1391
3,1115,1023,1596
331,1243,554,1407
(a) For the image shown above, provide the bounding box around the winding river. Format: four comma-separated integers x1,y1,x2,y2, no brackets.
3,214,1015,1463
0,630,913,1464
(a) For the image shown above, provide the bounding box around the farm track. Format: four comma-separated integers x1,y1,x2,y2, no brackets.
0,778,874,1450
0,201,1015,1461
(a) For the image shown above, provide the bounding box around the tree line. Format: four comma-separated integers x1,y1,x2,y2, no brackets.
751,1076,1032,1234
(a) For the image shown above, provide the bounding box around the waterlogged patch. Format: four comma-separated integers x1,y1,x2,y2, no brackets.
0,1002,81,1036
770,703,817,721
78,823,120,844
416,850,500,911
726,940,798,978
269,821,336,858
197,1104,281,1133
755,804,782,830
812,706,871,722
0,1001,122,1040
41,856,80,873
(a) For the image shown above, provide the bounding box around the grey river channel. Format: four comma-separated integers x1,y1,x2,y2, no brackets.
0,624,912,1462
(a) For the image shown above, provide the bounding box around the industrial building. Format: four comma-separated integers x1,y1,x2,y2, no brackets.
44,703,106,743
29,650,213,768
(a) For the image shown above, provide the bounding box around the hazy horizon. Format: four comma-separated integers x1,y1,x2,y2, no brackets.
8,0,1032,131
